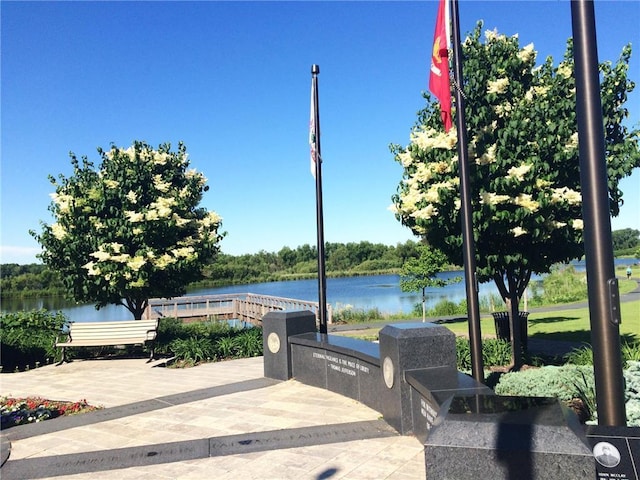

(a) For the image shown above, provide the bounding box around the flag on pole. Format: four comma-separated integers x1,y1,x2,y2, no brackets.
429,0,452,132
309,78,319,178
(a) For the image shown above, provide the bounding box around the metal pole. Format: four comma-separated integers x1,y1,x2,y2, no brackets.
450,0,484,383
570,0,626,426
311,64,328,334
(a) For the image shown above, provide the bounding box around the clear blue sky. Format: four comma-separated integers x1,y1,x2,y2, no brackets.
2,1,639,265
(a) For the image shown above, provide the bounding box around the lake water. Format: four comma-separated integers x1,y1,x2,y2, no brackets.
2,258,636,322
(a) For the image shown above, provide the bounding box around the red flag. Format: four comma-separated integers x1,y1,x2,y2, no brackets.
429,0,452,132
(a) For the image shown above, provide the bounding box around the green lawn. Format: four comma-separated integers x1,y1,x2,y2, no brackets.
442,299,639,345
337,298,639,346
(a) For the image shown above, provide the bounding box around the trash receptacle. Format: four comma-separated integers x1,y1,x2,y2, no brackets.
492,311,529,349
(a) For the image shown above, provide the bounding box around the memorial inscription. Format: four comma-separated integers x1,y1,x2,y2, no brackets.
587,426,640,480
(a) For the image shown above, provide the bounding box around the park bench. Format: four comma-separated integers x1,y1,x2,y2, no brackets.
55,319,159,364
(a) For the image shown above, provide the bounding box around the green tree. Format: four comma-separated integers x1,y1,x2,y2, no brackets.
30,141,224,319
399,245,459,322
391,23,640,367
612,228,640,251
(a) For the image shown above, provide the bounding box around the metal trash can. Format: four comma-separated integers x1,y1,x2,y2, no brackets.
492,311,529,349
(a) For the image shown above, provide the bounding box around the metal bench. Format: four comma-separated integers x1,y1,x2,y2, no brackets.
55,319,159,364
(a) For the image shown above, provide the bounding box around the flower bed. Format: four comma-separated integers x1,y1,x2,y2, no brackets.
1,396,102,429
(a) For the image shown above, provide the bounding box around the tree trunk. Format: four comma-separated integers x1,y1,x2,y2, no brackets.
123,298,149,320
492,267,532,370
506,272,523,370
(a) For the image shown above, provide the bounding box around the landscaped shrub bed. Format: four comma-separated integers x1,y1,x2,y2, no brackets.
492,361,640,426
0,310,69,371
156,318,263,367
456,337,514,371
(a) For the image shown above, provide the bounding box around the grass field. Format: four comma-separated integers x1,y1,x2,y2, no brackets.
335,298,640,346
442,299,639,344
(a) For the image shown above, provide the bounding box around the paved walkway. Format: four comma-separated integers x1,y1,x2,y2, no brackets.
0,356,425,480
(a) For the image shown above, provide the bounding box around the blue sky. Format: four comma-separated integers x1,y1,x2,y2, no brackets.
2,0,639,265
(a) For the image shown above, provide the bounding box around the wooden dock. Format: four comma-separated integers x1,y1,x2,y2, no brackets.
144,293,332,326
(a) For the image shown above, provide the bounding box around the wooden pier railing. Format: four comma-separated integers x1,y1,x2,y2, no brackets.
144,293,332,326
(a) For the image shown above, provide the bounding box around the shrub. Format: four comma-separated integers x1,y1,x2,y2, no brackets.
0,309,69,370
456,337,471,370
157,318,262,366
493,361,640,426
333,305,384,324
624,361,640,426
622,342,640,364
564,345,593,366
564,341,640,368
232,328,263,358
494,364,595,402
423,299,467,317
540,265,588,304
456,337,512,370
214,336,238,359
156,317,185,355
169,337,215,365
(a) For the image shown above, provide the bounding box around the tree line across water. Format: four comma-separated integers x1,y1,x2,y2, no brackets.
2,230,638,298
0,240,422,297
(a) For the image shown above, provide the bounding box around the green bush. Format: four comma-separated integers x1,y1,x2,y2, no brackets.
169,337,215,365
624,361,640,426
422,299,467,317
214,336,238,359
564,341,640,368
333,306,384,324
564,345,593,366
456,337,512,370
157,318,262,365
494,365,595,402
491,360,640,426
0,310,68,371
231,328,263,358
540,265,588,304
622,342,640,364
156,318,186,355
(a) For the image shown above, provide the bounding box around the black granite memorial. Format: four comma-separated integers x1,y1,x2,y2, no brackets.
424,395,596,479
289,332,382,411
378,323,458,434
262,310,316,380
405,367,493,443
262,313,599,478
586,425,640,480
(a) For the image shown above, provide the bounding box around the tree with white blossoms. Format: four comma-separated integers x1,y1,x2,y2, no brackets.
391,22,640,365
31,141,224,319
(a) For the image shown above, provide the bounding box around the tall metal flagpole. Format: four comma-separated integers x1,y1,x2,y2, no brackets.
311,64,328,334
450,0,484,383
570,0,626,426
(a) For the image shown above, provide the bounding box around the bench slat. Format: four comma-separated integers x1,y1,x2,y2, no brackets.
56,338,148,347
56,319,159,363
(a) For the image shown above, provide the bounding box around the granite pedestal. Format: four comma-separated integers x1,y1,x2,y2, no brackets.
262,310,316,381
378,323,457,434
424,395,596,479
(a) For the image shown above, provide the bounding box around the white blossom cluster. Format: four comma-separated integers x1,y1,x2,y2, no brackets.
46,143,222,290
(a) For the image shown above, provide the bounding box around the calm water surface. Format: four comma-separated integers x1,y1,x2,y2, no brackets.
2,258,636,322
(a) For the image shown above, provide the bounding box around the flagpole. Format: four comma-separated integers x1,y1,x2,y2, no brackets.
311,64,328,334
570,0,625,426
449,0,484,383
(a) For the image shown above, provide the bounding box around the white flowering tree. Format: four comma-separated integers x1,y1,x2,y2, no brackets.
31,141,224,319
391,23,640,360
